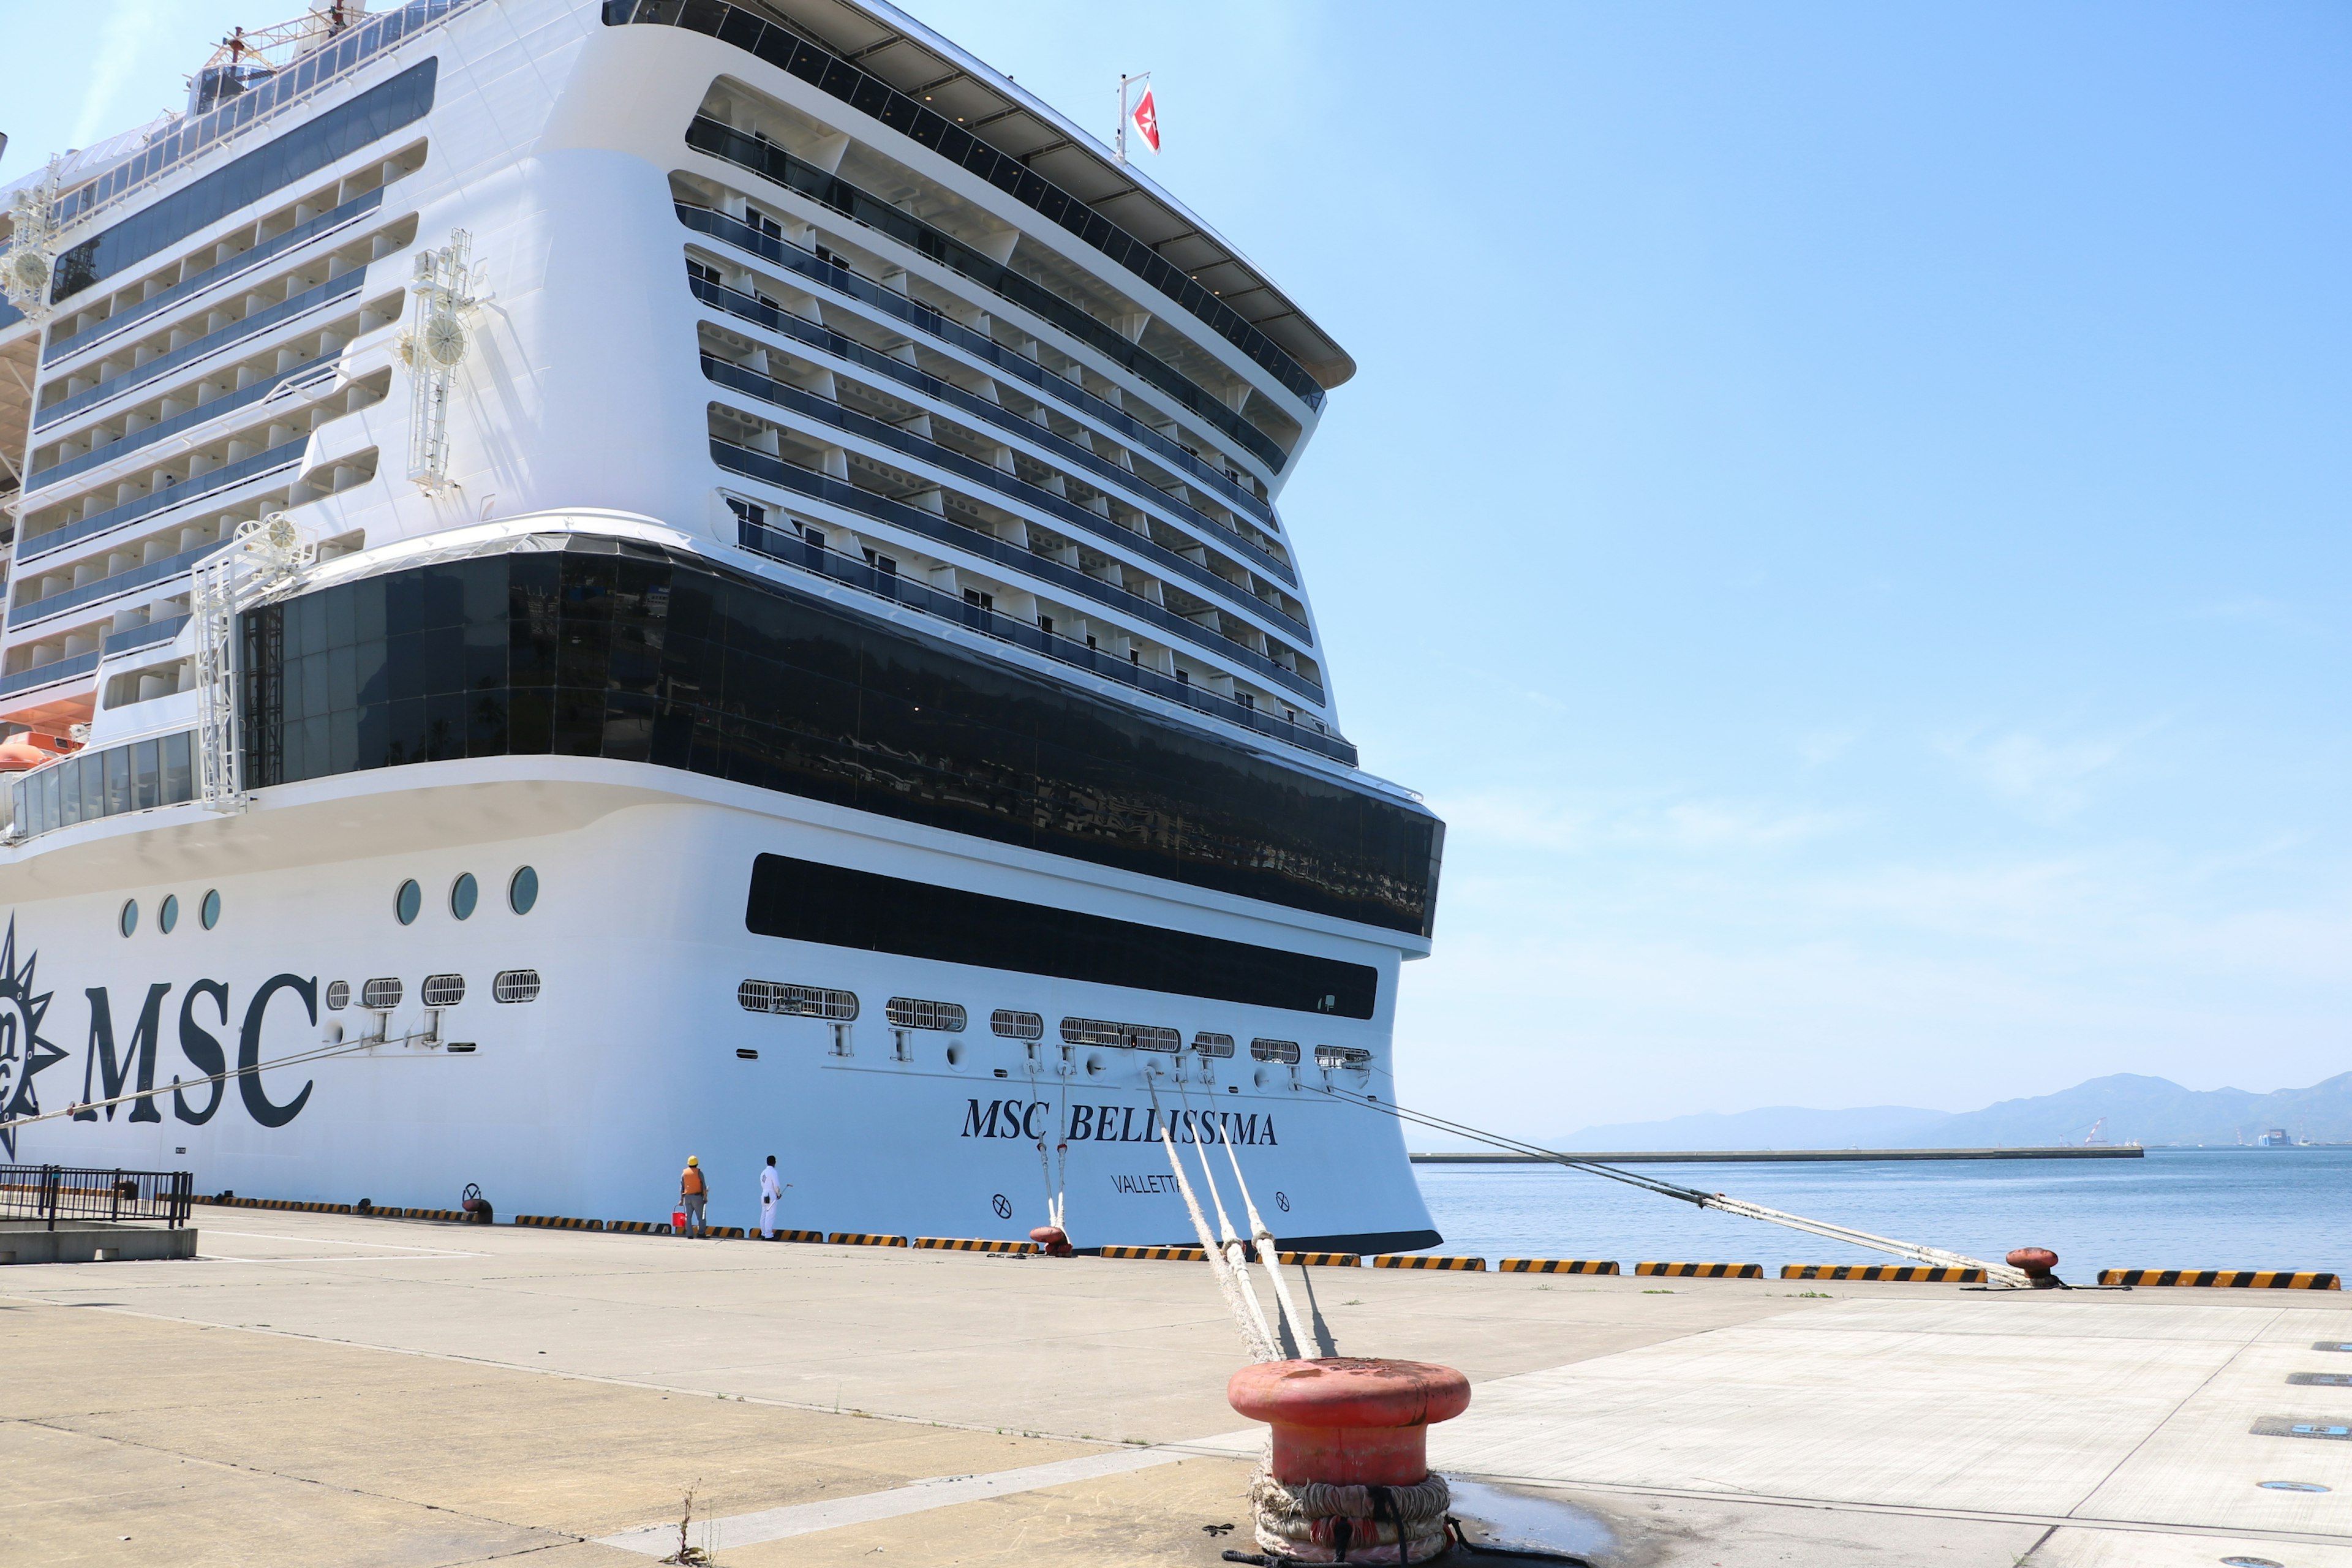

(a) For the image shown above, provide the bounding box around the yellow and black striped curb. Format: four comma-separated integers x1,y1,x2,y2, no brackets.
1782,1264,1986,1283
1370,1254,1487,1271
1637,1262,1763,1279
202,1197,352,1213
826,1232,910,1247
515,1215,604,1231
2098,1269,2342,1290
1499,1259,1619,1275
606,1220,669,1234
914,1237,1038,1253
758,1227,826,1243
1276,1251,1361,1267
1096,1245,1209,1261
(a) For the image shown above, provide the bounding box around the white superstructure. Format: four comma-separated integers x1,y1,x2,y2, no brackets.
0,0,1444,1250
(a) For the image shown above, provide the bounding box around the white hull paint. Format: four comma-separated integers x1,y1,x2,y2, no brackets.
1,755,1430,1248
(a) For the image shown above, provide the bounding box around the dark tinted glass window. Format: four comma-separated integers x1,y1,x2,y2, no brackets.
747,853,1375,1019
51,58,437,299
239,539,1442,935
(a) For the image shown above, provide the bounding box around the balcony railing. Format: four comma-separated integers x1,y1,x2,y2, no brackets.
10,540,221,628
25,353,335,494
731,513,1354,766
609,0,1327,411
43,187,386,366
39,270,368,430
679,203,1278,528
17,439,307,564
701,353,1309,643
684,116,1291,475
710,437,1324,705
691,274,1295,588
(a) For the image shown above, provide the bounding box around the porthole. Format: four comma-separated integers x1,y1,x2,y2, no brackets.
159,895,179,935
200,889,221,929
945,1040,966,1069
508,865,538,914
395,878,421,925
119,899,138,938
325,981,350,1011
450,873,478,921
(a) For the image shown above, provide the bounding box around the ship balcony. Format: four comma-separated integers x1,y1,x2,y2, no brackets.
14,372,390,567
35,213,411,429
725,508,1354,766
686,265,1294,582
677,118,1300,476
24,296,398,494
706,419,1325,705
675,200,1278,522
697,344,1310,638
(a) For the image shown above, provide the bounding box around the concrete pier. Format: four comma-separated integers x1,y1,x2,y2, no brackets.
4,1212,2347,1566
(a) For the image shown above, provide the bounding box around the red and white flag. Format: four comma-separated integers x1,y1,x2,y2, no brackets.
1129,86,1161,154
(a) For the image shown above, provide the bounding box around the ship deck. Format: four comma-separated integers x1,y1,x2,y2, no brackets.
6,1211,2349,1566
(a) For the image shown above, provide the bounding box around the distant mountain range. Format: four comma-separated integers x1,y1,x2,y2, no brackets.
1551,1072,2352,1150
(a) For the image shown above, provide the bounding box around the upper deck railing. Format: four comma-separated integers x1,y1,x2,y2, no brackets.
606,0,1327,412
39,0,475,261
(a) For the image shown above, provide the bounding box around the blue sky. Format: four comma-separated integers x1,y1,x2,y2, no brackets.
6,2,2345,1136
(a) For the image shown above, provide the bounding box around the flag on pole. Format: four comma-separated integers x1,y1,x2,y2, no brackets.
1129,86,1161,154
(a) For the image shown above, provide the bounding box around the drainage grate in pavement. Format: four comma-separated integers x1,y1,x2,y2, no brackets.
2287,1373,2352,1387
2221,1558,2285,1568
2256,1480,2331,1492
2251,1415,2352,1441
2312,1341,2352,1352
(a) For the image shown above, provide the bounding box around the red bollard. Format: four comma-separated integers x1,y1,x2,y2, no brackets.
1227,1357,1471,1487
1029,1224,1074,1258
2008,1247,2061,1288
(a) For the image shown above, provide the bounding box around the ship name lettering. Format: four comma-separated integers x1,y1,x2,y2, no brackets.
69,978,317,1128
958,1099,1275,1147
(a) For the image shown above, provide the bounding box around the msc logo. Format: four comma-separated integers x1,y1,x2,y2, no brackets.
0,921,67,1158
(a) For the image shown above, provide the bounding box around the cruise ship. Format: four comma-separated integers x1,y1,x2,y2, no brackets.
0,0,1444,1250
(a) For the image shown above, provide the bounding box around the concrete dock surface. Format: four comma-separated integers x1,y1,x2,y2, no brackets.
4,1212,2349,1566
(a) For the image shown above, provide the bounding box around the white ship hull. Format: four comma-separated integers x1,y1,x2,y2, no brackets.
1,744,1432,1249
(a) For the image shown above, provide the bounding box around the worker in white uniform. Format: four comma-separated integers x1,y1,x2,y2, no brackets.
758,1154,786,1239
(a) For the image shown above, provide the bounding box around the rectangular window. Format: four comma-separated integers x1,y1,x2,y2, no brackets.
748,853,1377,1019
132,739,161,810
162,731,194,802
962,588,993,612
726,496,766,528
1250,1039,1300,1065
104,747,132,816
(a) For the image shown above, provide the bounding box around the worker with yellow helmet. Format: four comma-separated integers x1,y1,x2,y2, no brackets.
678,1154,709,1238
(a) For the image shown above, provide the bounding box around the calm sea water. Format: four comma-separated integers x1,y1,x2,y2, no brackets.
1412,1148,2352,1278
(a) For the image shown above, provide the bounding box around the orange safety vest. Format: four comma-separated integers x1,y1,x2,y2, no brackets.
680,1166,706,1196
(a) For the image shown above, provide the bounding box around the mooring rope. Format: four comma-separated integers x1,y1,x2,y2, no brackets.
1317,1082,2030,1287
